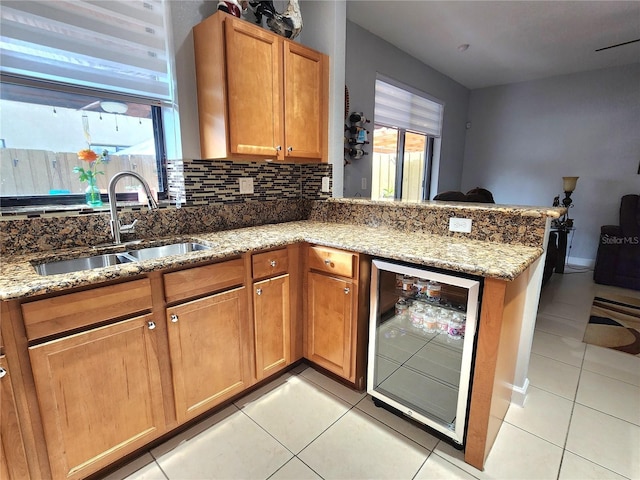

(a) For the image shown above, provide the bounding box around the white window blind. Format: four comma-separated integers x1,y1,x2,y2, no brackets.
0,0,171,102
375,77,444,137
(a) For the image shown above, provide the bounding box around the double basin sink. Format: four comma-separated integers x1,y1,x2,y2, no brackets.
34,242,211,276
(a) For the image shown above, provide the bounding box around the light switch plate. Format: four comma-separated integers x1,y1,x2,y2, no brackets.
321,176,330,193
449,217,472,233
239,177,254,194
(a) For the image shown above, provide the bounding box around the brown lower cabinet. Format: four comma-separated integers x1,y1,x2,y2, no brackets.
304,245,370,390
306,271,355,380
1,355,29,480
0,245,368,478
253,275,291,380
28,315,166,480
167,286,252,424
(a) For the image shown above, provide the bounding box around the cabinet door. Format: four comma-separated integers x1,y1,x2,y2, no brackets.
225,17,283,158
28,315,165,480
0,356,29,480
306,272,355,380
167,287,251,423
283,43,327,160
254,275,291,380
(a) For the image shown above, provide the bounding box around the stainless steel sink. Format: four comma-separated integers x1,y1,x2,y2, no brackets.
33,242,212,276
126,242,211,261
34,253,136,276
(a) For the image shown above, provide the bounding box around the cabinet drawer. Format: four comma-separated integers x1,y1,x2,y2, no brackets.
21,278,152,341
164,258,245,303
252,248,288,279
308,246,355,278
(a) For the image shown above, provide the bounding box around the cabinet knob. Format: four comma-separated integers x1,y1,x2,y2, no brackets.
287,146,293,153
276,145,282,151
324,258,331,265
0,367,6,379
147,321,156,330
344,287,350,295
270,260,277,267
256,288,262,296
171,314,179,323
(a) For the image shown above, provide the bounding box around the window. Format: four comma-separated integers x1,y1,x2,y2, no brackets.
371,76,443,202
0,0,173,207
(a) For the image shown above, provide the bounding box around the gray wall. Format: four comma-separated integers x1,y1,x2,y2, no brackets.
296,1,346,196
168,0,215,161
462,63,640,264
344,21,470,198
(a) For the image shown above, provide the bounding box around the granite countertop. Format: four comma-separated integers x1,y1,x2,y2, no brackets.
0,220,544,301
326,197,564,218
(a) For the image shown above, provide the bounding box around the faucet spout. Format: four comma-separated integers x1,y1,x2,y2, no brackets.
108,171,159,244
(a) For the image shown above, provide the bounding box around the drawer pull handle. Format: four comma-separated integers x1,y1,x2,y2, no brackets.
324,258,331,265
0,367,6,379
171,314,179,323
344,287,350,295
256,288,262,296
276,145,282,151
270,260,277,267
287,146,293,152
147,321,156,330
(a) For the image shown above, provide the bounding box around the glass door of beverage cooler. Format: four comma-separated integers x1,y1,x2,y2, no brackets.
367,259,481,445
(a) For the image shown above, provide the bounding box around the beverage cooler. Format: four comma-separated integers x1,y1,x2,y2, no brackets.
367,259,482,446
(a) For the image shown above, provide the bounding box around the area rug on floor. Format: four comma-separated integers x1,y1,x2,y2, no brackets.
583,293,640,356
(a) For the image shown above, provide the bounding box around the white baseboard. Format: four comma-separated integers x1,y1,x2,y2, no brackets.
511,378,529,407
566,256,595,269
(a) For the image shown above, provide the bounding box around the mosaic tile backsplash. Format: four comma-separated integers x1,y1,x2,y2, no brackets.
183,160,332,204
0,161,332,255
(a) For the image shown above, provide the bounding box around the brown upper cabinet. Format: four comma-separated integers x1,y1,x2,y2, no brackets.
193,12,329,163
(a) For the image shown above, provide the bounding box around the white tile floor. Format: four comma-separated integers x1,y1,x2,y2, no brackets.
104,270,640,480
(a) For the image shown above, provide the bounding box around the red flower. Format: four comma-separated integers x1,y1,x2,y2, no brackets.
78,149,99,162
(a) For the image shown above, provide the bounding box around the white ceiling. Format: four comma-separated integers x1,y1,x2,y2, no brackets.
345,1,640,89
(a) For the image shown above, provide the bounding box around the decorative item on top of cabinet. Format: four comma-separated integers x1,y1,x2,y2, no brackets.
193,12,328,163
304,245,370,389
217,0,247,18
248,0,303,39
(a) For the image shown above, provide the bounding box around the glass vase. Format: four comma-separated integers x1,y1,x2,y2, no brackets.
85,180,103,207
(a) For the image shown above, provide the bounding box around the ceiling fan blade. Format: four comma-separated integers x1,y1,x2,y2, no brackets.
595,38,640,52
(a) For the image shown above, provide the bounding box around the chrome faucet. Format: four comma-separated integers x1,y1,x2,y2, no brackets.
108,171,159,244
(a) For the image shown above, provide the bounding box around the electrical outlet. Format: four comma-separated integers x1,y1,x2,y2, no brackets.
449,217,472,233
239,177,254,194
321,176,330,193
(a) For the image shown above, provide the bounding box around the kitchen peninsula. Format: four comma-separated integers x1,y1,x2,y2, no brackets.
0,199,563,478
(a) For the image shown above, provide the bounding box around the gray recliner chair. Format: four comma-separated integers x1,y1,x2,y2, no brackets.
593,194,640,291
